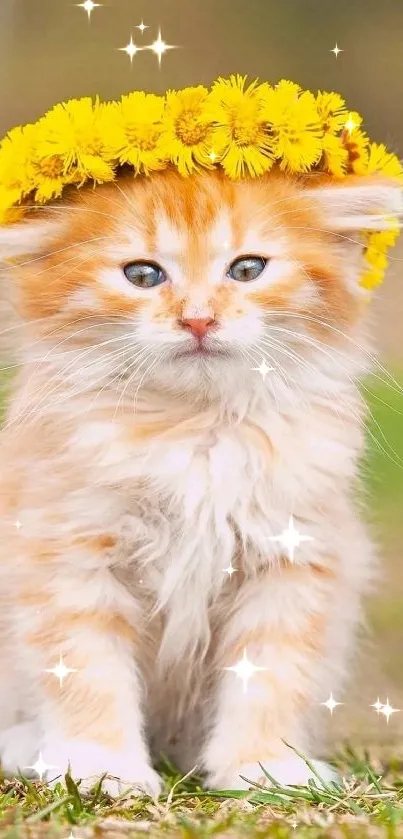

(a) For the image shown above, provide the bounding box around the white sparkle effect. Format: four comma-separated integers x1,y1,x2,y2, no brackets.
251,359,274,380
330,43,343,58
147,29,177,67
223,563,237,578
25,752,58,781
321,692,343,715
77,1,101,19
136,20,149,35
224,648,268,694
344,113,359,135
14,520,22,529
379,698,400,723
44,654,78,687
371,697,384,714
209,150,218,162
267,515,314,563
119,35,142,63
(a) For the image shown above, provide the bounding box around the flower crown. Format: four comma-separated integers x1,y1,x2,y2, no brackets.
0,75,402,290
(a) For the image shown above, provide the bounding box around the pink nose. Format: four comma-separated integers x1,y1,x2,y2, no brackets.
181,317,215,338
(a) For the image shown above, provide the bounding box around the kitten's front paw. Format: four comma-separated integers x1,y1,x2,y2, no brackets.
208,756,338,791
43,740,162,798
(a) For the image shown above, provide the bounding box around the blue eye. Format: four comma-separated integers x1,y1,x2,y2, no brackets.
228,255,267,282
123,261,166,288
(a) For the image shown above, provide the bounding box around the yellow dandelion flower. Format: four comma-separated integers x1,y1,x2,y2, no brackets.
208,75,275,178
0,124,36,196
316,91,348,134
261,80,323,174
0,185,24,224
163,86,220,176
366,142,403,180
34,97,117,186
114,92,170,175
321,134,348,177
342,127,370,176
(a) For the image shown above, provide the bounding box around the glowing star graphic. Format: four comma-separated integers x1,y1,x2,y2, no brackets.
14,520,22,529
209,150,218,162
25,752,58,781
344,113,359,135
251,359,274,380
119,35,142,63
371,697,384,714
320,693,343,715
136,20,148,35
268,515,314,563
224,648,268,693
330,43,343,58
223,563,237,578
44,654,78,687
147,28,177,67
379,698,400,723
77,1,101,19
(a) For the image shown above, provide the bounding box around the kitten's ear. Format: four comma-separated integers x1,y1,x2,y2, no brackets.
303,177,403,232
0,218,66,261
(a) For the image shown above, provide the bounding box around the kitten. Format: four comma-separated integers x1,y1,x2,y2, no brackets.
0,168,401,796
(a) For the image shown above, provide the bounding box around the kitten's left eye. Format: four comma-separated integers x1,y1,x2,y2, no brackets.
228,255,267,282
123,261,166,288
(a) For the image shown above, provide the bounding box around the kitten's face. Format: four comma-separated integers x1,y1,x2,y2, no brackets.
8,168,400,398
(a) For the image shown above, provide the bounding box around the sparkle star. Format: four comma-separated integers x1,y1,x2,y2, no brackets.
371,697,384,713
330,43,343,58
147,29,176,67
320,692,343,715
14,520,22,529
44,654,77,687
77,1,101,19
379,698,400,723
136,20,149,35
209,151,218,162
224,648,267,693
251,359,274,380
119,36,142,63
267,515,314,563
25,752,58,781
223,563,237,578
344,113,359,134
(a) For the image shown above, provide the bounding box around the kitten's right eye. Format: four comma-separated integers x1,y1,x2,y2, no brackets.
123,261,166,288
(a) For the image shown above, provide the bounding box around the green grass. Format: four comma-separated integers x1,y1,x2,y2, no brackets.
0,368,403,837
1,747,403,839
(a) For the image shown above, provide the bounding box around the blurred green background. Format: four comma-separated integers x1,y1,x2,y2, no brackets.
0,0,402,748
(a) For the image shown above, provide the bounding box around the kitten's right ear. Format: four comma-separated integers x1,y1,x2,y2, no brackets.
0,219,66,262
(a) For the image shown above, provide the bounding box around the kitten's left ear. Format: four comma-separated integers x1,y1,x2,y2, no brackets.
302,176,403,233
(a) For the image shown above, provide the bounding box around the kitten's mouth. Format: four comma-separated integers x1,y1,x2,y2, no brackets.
173,343,228,359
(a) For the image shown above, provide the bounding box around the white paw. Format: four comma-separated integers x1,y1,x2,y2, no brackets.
209,756,338,790
0,721,41,777
42,740,162,798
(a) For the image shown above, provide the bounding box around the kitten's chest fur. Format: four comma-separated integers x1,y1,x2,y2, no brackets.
92,398,359,660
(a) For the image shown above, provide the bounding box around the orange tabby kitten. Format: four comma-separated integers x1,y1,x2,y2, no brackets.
0,168,401,795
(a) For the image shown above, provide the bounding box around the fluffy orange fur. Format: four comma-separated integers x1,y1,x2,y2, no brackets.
0,167,400,794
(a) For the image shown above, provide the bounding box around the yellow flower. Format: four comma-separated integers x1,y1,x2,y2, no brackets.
366,142,403,180
342,126,369,176
114,92,170,174
34,97,117,187
316,91,348,134
321,134,348,177
261,80,323,174
163,86,220,176
208,75,275,178
360,226,401,290
0,125,37,196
